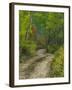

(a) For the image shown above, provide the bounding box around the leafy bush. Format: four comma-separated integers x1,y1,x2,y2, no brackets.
20,40,37,57
47,44,60,53
49,47,64,77
19,40,37,63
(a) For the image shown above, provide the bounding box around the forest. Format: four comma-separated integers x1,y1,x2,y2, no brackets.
19,10,64,78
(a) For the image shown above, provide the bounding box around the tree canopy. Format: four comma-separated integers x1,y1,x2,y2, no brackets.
19,10,64,57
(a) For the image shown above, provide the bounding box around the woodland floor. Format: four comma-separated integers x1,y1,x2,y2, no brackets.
19,49,54,79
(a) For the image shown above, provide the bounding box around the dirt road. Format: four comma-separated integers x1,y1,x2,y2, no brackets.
19,53,54,79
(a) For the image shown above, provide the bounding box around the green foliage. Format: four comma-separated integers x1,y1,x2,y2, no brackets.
19,40,37,63
46,13,64,30
19,10,64,63
47,44,60,53
49,47,64,77
20,40,37,56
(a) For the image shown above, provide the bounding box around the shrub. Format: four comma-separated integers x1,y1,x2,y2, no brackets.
20,40,37,57
47,44,60,53
19,40,37,63
49,46,64,77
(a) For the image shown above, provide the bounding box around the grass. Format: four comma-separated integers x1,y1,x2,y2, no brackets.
49,46,64,77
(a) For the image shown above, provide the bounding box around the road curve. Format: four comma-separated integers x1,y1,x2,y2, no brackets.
19,53,54,79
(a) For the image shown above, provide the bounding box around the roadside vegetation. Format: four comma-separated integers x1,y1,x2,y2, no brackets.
49,46,64,77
